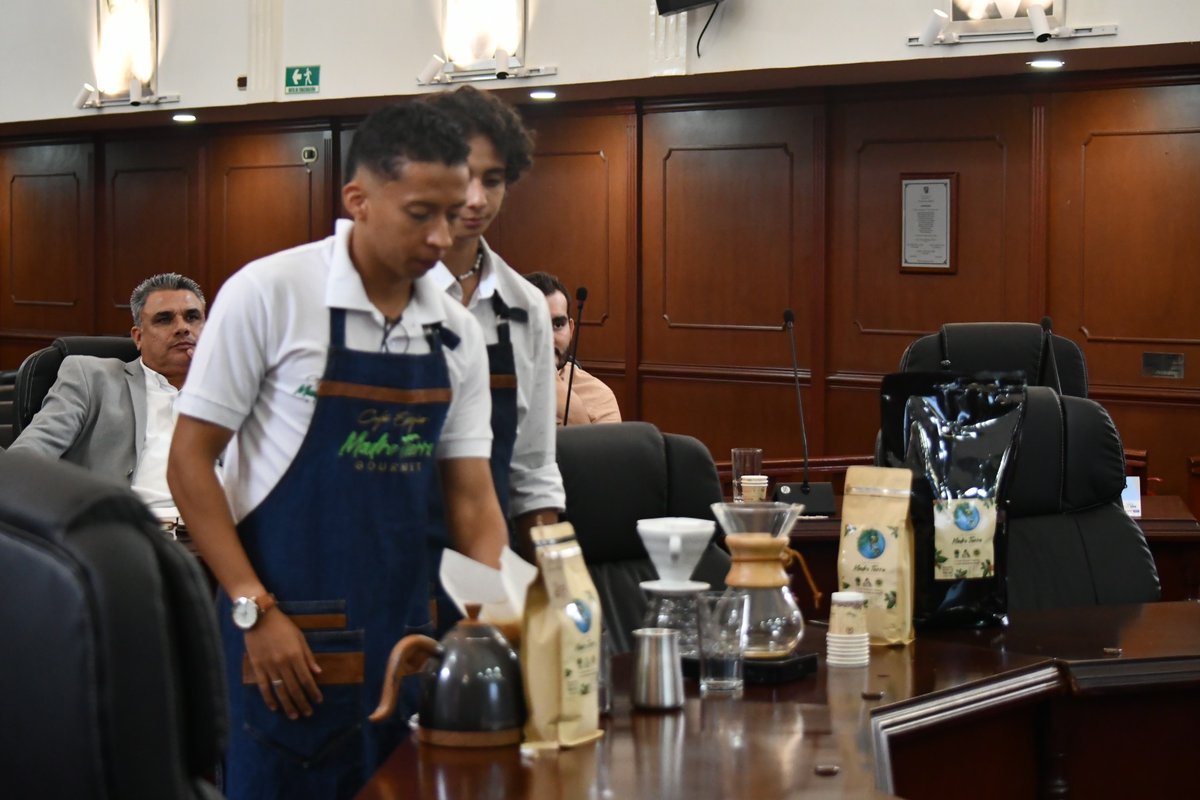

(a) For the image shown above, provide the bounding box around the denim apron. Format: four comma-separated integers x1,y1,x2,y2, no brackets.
426,293,523,634
219,308,454,800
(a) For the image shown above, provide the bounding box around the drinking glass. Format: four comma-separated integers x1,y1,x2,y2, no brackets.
730,448,763,503
697,590,749,695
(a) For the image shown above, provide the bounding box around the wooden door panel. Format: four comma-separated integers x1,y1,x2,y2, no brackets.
0,141,94,337
1047,84,1200,494
639,374,815,463
1049,85,1200,392
102,138,203,333
208,128,332,293
828,93,1034,378
490,111,633,367
642,105,820,371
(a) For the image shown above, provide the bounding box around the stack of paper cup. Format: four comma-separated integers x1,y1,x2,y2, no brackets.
826,590,869,667
739,475,769,502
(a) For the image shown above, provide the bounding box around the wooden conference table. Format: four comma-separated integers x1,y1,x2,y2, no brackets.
358,601,1200,799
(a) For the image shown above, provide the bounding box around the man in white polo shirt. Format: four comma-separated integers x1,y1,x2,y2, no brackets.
167,103,506,800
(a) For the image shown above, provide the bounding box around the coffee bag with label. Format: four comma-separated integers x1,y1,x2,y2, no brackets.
837,466,915,646
522,522,604,748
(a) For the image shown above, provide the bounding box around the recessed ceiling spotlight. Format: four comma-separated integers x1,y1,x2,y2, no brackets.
1027,58,1065,69
172,113,197,123
529,89,557,101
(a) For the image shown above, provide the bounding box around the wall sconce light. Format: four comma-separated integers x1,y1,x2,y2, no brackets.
417,54,446,85
919,9,950,46
908,2,1116,47
78,0,179,110
1027,3,1052,43
74,83,100,109
419,0,557,86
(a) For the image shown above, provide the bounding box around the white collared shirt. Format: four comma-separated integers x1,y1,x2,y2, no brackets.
130,361,178,513
177,218,493,522
427,240,565,518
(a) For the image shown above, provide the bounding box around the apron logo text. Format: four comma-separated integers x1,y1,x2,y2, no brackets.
339,430,434,461
358,408,430,435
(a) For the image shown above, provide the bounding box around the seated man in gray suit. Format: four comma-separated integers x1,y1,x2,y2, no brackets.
9,273,206,517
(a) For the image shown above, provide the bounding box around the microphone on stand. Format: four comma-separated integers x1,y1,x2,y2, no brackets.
561,286,588,426
775,309,836,515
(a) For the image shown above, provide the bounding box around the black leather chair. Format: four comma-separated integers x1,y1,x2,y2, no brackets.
556,421,731,654
1004,387,1160,609
0,370,16,448
898,320,1088,397
0,450,227,799
13,335,141,435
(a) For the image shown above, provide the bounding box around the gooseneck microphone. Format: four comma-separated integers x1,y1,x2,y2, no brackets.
780,309,836,515
562,286,588,426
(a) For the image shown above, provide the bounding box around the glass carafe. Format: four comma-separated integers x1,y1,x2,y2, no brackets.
711,503,806,660
641,585,703,659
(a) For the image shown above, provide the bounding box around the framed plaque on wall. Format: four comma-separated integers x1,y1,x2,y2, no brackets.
900,172,958,273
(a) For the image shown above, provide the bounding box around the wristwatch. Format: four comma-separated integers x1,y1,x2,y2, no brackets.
231,593,277,631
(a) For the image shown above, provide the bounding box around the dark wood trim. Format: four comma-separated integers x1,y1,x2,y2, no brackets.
641,87,828,115
639,364,807,382
826,371,886,388
810,106,829,453
1029,96,1049,319
626,107,642,420
1088,385,1200,405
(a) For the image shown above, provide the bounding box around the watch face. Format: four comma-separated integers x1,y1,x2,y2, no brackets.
232,598,258,630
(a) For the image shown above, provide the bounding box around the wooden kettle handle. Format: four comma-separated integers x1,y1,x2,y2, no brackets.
368,634,441,723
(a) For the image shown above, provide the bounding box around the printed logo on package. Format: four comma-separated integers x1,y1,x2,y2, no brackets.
842,522,901,610
565,599,593,633
339,408,433,474
933,498,997,580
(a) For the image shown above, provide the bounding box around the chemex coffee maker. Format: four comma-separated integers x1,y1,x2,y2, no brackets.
636,517,716,659
710,501,806,660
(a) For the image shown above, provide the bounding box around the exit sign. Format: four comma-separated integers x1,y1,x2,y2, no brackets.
285,66,320,95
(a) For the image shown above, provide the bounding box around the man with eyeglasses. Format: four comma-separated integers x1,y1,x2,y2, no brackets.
524,271,622,425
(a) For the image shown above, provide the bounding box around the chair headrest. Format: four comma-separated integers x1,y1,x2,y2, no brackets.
13,336,141,434
0,451,147,542
900,322,1088,397
1006,387,1126,517
54,335,140,361
557,421,667,564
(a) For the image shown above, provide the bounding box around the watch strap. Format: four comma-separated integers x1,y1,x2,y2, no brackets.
255,593,277,616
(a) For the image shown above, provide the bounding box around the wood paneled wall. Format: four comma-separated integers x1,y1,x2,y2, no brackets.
487,108,637,414
0,141,94,365
2,74,1198,493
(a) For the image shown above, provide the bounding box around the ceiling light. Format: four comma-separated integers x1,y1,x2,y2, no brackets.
1028,3,1052,42
417,54,446,85
74,83,99,109
529,89,556,101
1027,58,1065,69
173,113,197,123
919,10,950,47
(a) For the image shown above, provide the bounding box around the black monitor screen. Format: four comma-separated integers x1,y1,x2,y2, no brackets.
657,0,720,17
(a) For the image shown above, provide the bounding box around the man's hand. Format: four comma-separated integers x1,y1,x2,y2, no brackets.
439,457,508,568
245,611,324,719
169,415,325,719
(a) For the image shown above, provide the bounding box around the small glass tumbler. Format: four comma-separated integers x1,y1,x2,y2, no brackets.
731,448,764,503
696,590,750,696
